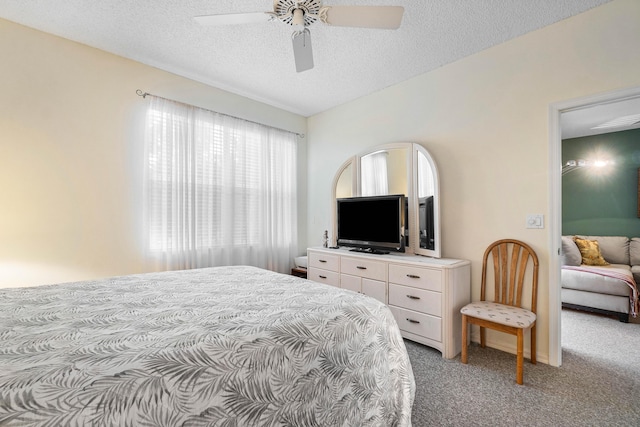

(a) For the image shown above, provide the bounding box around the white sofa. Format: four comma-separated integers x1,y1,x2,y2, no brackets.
561,235,639,323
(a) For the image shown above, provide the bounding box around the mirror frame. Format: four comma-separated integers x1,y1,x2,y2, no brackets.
331,142,441,258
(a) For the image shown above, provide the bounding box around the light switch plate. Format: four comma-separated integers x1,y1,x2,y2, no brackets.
526,214,544,229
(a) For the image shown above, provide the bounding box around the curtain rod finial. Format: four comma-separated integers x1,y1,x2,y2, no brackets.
136,89,147,98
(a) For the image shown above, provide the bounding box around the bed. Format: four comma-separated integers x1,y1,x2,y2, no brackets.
0,265,415,426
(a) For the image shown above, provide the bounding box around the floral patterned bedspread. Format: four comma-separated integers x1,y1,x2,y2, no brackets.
0,266,414,426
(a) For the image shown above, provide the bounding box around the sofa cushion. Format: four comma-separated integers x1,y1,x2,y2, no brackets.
631,265,640,287
562,288,630,314
561,236,582,266
577,235,629,265
561,265,632,297
573,237,609,266
630,238,640,266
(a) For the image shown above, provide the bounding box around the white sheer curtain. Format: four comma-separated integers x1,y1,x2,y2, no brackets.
418,153,435,198
143,95,298,273
361,151,389,196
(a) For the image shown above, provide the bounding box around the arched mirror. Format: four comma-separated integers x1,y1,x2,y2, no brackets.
414,146,440,255
331,142,441,258
334,157,356,199
360,147,408,197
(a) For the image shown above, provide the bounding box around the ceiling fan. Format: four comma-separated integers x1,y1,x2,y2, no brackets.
194,0,404,73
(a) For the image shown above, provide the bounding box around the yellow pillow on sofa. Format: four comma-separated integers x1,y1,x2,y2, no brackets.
573,237,610,266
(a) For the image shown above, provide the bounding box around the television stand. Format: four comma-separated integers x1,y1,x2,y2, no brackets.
349,247,389,255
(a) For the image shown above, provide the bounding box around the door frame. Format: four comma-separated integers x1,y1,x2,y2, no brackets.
548,85,640,367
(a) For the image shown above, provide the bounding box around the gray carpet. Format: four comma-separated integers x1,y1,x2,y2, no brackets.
406,309,640,426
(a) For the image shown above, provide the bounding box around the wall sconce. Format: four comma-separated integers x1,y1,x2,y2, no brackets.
562,159,614,175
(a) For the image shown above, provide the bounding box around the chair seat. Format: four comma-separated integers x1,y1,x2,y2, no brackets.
461,301,536,328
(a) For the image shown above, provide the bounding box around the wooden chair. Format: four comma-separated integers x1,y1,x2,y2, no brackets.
460,239,539,385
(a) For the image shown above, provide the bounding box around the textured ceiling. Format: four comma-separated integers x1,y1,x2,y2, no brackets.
0,0,613,117
562,96,640,140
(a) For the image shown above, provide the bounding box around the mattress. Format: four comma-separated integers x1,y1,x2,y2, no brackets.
0,265,414,426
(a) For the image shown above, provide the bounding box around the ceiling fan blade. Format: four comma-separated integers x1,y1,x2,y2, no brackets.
321,6,404,29
292,29,314,73
194,12,274,26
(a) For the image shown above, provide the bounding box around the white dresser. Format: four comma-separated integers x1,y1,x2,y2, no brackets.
307,247,470,359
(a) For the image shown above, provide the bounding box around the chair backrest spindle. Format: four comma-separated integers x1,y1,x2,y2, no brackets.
508,243,520,305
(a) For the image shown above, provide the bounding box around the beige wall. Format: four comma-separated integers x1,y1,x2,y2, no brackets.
307,0,640,363
0,18,307,287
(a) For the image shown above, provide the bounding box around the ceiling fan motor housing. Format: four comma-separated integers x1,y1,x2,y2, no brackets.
274,0,322,27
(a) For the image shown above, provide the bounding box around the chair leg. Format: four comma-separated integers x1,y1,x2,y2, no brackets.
530,324,537,365
480,326,486,348
461,315,468,364
516,329,524,385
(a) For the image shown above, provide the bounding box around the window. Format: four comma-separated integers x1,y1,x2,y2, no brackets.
144,96,298,272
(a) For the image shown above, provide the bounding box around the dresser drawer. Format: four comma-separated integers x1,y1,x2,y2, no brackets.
341,274,387,304
390,306,442,342
307,268,340,287
340,274,361,293
362,278,387,304
308,252,340,272
389,283,441,316
341,256,386,281
389,264,442,292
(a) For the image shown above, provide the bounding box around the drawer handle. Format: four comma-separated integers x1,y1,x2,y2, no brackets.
319,275,327,279
407,295,420,300
319,259,327,263
406,274,421,279
406,318,420,324
356,266,367,270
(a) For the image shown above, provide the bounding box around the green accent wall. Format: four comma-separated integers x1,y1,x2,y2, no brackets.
562,128,640,237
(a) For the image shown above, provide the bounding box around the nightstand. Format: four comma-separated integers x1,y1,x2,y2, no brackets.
291,267,307,279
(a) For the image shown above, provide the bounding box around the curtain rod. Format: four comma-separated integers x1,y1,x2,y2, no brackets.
136,90,305,139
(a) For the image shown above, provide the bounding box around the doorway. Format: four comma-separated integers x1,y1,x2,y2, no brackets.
549,86,640,367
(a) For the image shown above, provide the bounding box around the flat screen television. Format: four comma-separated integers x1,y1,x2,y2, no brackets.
336,194,406,254
419,195,435,250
